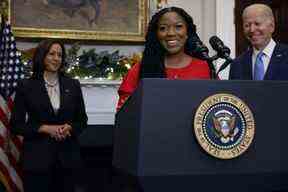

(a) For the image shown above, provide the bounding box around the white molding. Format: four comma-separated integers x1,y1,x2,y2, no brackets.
80,79,121,87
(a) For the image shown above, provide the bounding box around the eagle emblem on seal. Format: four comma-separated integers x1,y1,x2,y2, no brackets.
212,110,239,143
194,93,255,159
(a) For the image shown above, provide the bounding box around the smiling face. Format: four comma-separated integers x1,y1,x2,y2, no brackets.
242,5,275,50
157,11,188,55
43,43,63,73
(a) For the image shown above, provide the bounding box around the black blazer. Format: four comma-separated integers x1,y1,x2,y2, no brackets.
10,75,88,171
229,43,288,80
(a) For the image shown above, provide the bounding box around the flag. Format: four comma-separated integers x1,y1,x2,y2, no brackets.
0,21,24,192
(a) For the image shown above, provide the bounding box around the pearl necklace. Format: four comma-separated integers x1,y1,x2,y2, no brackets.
44,77,58,87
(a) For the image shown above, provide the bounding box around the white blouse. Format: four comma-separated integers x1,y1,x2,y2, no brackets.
44,79,60,114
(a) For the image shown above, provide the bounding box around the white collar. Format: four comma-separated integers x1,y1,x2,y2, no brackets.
253,39,276,58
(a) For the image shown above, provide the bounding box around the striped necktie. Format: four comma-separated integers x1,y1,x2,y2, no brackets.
254,51,265,80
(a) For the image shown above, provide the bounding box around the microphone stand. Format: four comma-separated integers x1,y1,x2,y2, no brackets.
192,40,232,79
206,58,217,79
204,54,232,79
216,59,232,76
200,54,218,79
194,50,218,79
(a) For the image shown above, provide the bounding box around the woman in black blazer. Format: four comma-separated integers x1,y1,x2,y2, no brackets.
10,39,88,192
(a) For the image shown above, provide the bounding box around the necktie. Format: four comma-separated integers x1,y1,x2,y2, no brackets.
254,52,264,80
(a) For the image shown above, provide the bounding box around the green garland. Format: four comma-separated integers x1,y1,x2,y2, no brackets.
65,43,141,80
20,43,141,80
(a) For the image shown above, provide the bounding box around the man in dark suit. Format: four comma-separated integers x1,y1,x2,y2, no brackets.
229,3,288,80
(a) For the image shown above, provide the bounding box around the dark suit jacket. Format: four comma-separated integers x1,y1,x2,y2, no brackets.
10,75,88,171
229,43,288,80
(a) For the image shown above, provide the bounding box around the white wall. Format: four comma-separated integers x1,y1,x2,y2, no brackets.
215,0,235,79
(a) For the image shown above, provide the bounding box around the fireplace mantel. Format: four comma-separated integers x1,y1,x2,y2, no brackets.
81,80,120,125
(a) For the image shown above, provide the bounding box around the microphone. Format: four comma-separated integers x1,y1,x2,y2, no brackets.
209,36,233,62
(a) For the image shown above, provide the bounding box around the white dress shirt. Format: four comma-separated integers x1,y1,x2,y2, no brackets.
252,39,276,77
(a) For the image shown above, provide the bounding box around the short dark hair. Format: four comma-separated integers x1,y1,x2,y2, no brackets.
32,39,66,79
140,6,201,79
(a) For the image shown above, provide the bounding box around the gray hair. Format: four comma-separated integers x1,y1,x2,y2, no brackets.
243,3,274,22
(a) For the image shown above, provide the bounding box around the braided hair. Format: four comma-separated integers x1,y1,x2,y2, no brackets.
140,6,202,79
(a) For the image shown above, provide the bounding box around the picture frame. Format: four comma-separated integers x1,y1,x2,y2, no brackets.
8,0,148,42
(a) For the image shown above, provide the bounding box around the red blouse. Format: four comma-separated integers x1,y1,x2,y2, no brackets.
117,58,210,111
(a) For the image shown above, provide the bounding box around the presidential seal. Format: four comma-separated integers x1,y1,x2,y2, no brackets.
193,93,255,159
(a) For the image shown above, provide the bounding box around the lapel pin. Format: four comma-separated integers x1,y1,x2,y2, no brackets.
276,54,282,58
65,89,70,93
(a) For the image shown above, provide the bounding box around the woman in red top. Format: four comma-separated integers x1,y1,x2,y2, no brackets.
117,7,211,110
